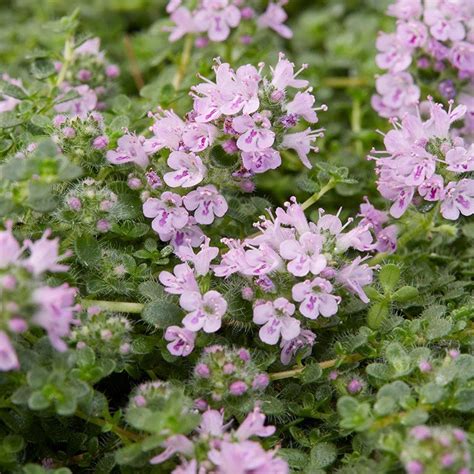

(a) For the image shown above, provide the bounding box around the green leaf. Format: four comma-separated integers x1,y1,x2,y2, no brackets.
210,145,235,168
367,301,389,329
28,391,50,411
142,300,182,328
27,181,57,212
310,442,337,468
278,449,309,470
378,264,400,292
0,111,26,128
392,286,419,302
74,236,101,268
31,58,56,79
301,363,322,384
453,389,474,412
0,79,27,99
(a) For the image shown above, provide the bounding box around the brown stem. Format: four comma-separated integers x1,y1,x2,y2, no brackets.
124,35,145,91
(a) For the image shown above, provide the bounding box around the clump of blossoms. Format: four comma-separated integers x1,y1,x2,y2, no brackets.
150,405,286,472
55,178,119,234
192,345,269,405
372,0,473,120
165,0,292,44
52,111,109,170
370,99,473,220
54,37,119,117
401,425,471,474
107,54,326,250
69,306,132,359
0,222,79,370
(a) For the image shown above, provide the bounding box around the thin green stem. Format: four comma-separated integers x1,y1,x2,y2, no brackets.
75,410,142,443
173,35,194,90
81,300,144,314
56,37,75,87
269,353,363,381
301,178,337,211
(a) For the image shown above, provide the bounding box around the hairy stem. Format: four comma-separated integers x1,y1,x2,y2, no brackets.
269,353,363,381
173,35,193,90
75,410,142,443
81,299,144,314
301,178,337,211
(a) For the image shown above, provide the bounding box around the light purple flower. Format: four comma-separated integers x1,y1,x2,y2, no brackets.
159,263,199,295
279,232,327,277
176,237,219,276
166,7,199,42
257,1,292,39
194,0,241,42
292,277,341,319
450,41,474,72
0,221,21,269
396,20,428,48
180,290,227,333
280,329,316,365
106,134,150,168
387,0,422,20
208,440,289,474
281,128,323,168
285,91,323,123
440,179,474,220
146,110,186,152
270,53,309,91
424,7,466,42
235,407,276,440
149,434,194,464
241,148,282,174
253,297,300,345
32,284,79,352
143,192,189,237
0,331,20,371
375,32,412,72
23,229,70,276
418,175,444,201
233,114,275,152
445,145,474,173
183,185,228,225
164,151,206,188
336,256,373,304
164,325,196,356
54,85,97,119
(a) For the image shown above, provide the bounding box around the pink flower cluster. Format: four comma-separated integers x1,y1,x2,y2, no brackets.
0,223,80,371
372,0,473,119
165,0,292,44
213,198,384,352
370,99,474,220
148,405,288,473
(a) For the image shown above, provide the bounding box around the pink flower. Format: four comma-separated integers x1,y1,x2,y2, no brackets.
396,20,428,48
336,256,373,304
292,278,341,319
176,237,219,276
235,407,276,440
145,110,186,152
194,0,241,42
167,7,199,42
0,331,20,371
0,221,21,269
180,290,227,333
159,263,199,295
164,151,206,188
279,232,326,277
418,174,445,201
445,145,474,173
280,329,316,365
257,1,292,39
75,37,103,58
450,41,474,72
358,197,388,233
285,91,323,123
271,53,309,90
424,7,466,42
371,72,420,118
164,326,196,356
149,434,194,464
183,185,228,225
32,284,79,352
281,128,323,168
23,229,70,276
54,85,98,119
387,0,422,20
168,217,205,250
107,134,150,168
375,32,412,72
440,179,474,220
242,148,282,173
192,63,261,122
208,440,288,474
233,114,275,152
253,297,300,345
143,193,189,237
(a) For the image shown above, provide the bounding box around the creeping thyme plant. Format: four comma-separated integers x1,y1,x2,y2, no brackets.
0,0,473,472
